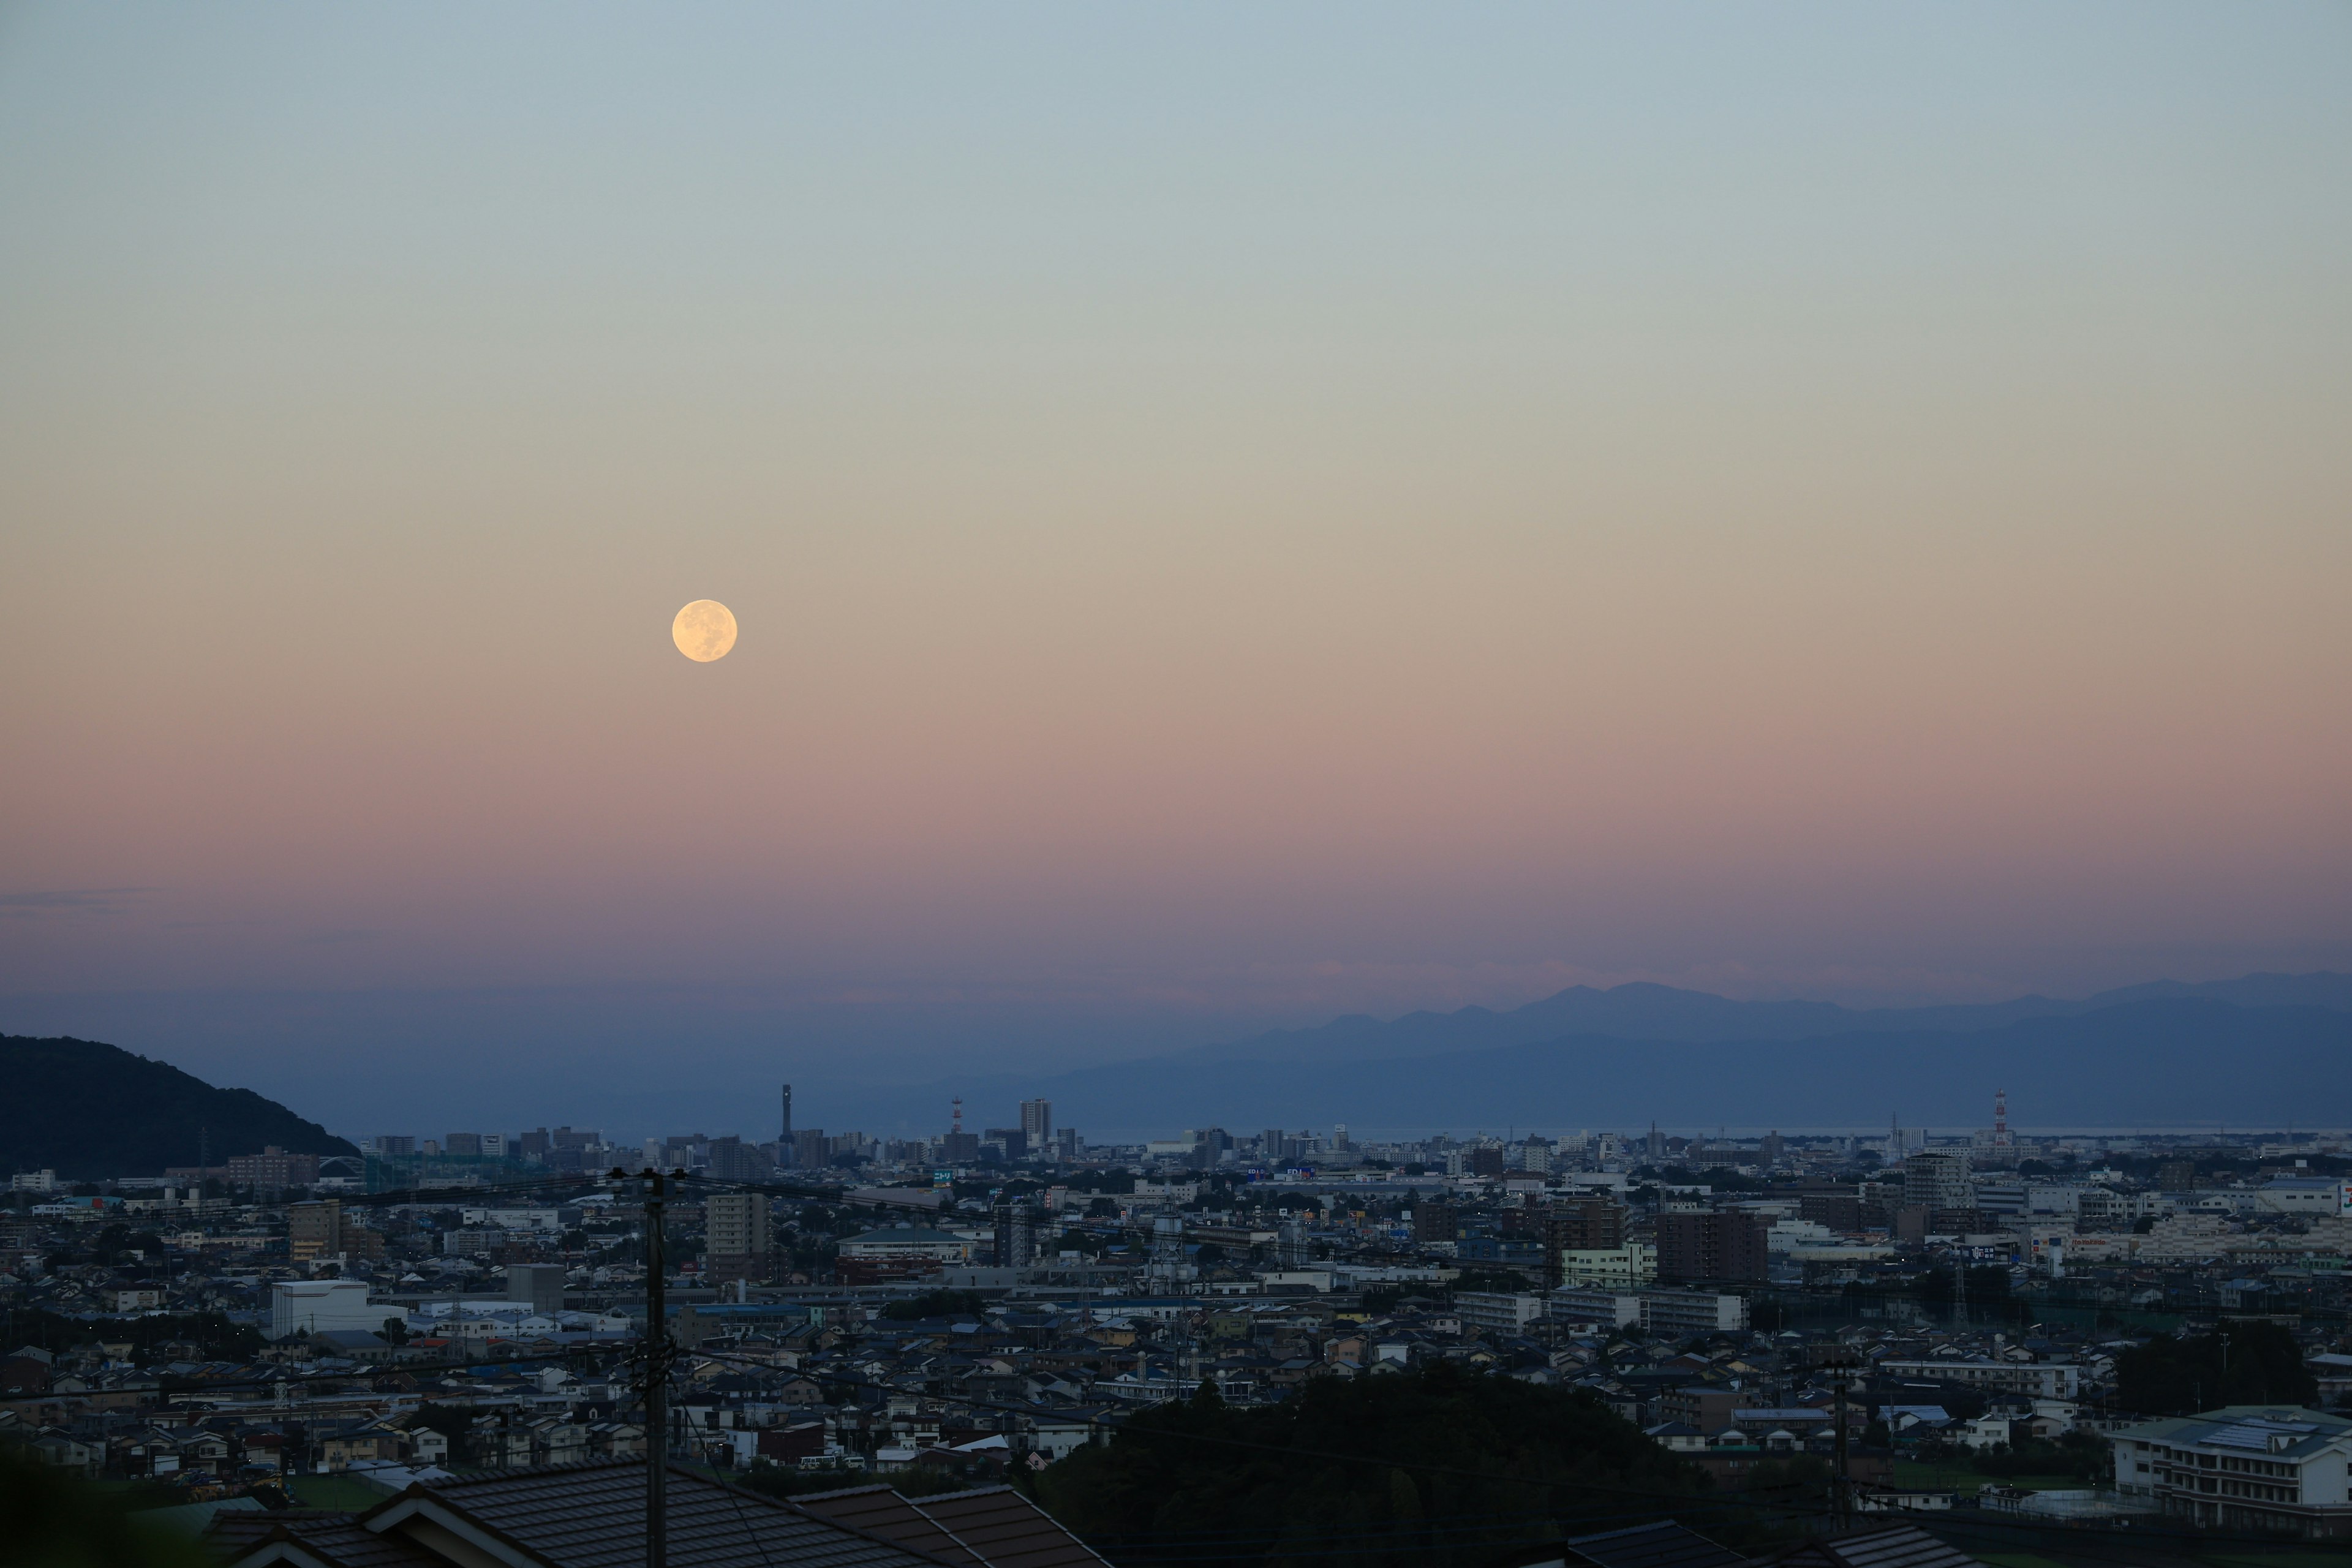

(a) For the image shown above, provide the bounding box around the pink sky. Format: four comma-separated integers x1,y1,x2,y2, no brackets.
2,5,2347,1090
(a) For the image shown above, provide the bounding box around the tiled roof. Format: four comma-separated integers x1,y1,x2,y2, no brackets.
911,1487,1112,1568
1760,1523,1986,1568
1562,1519,1750,1568
206,1511,446,1568
794,1485,987,1567
386,1461,956,1568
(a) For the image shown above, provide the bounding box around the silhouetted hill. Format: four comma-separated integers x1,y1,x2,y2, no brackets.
0,1035,358,1180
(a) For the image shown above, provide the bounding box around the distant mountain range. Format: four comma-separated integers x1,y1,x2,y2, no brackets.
0,1035,359,1180
9,973,2350,1159
816,972,2352,1137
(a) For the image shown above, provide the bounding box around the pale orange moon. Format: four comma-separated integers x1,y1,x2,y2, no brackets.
671,600,738,662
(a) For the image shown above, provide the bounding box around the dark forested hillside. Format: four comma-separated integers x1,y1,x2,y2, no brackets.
0,1034,357,1179
1031,1366,1744,1567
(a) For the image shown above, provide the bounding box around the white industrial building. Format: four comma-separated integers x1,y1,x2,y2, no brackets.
270,1279,393,1339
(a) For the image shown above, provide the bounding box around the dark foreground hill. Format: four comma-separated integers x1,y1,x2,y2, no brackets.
0,1034,357,1179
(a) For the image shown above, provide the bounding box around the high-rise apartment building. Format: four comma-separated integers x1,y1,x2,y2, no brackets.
1655,1210,1769,1284
705,1136,771,1182
1020,1099,1052,1143
780,1082,793,1141
289,1199,346,1261
1542,1197,1630,1287
993,1196,1042,1268
792,1128,829,1170
1904,1150,1976,1211
1548,1197,1629,1251
704,1191,772,1284
1412,1200,1457,1245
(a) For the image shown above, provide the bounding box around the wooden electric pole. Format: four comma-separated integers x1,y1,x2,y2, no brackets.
616,1167,680,1568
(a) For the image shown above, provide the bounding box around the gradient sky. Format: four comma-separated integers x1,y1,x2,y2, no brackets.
2,4,2348,1134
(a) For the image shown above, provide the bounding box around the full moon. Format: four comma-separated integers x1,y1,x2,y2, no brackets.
671,600,738,662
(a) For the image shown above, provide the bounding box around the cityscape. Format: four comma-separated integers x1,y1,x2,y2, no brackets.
7,1063,2352,1561
5,4,2349,1567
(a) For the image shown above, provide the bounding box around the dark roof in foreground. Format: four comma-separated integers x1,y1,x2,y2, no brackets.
207,1461,961,1568
206,1510,444,1568
795,1482,1110,1568
1561,1518,1751,1568
900,1486,1112,1568
793,1485,987,1567
1760,1523,1987,1568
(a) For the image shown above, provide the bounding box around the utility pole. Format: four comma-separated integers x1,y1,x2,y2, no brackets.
616,1166,679,1568
1814,1343,1862,1528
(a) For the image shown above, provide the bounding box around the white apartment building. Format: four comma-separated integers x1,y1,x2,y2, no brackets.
1643,1289,1750,1336
1558,1243,1657,1289
1551,1286,1748,1335
2111,1407,2352,1540
1455,1292,1549,1334
1880,1357,2081,1400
